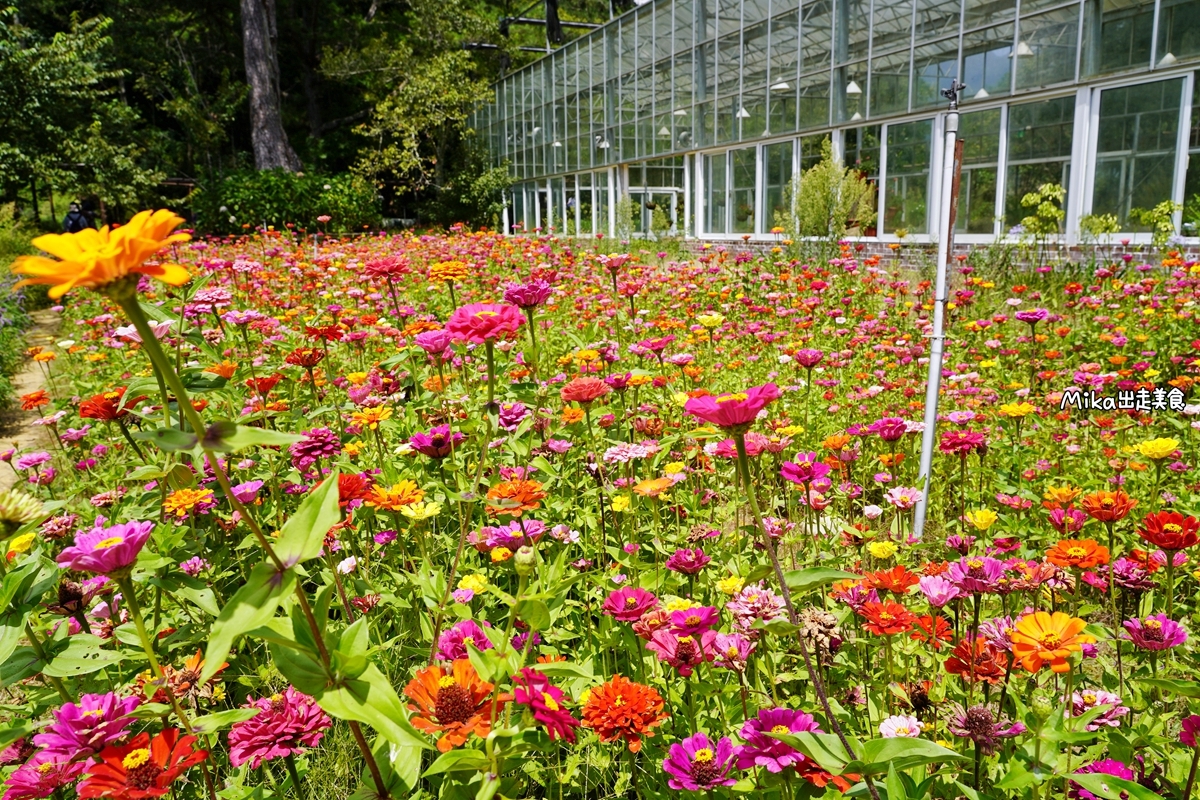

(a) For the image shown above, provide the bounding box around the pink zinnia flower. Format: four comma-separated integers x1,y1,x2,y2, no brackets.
2,751,84,800
1122,614,1187,650
684,383,780,431
712,632,755,671
665,547,711,575
647,629,715,677
436,620,495,660
445,303,524,344
602,587,658,622
1071,690,1129,731
917,575,962,608
511,668,580,742
32,692,140,758
228,687,332,769
1181,714,1200,746
735,708,822,772
662,732,737,791
780,453,831,485
867,417,908,442
56,519,154,576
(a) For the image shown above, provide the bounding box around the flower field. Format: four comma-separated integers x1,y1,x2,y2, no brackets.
2,212,1200,800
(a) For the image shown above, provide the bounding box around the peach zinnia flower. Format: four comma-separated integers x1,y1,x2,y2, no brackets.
1081,490,1137,523
1011,611,1095,673
13,209,191,299
581,675,668,752
633,477,674,498
1045,539,1109,569
366,481,425,511
403,660,509,752
485,479,546,517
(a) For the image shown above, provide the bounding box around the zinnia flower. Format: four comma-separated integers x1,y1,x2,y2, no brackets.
858,601,916,635
1071,690,1128,731
511,668,580,743
947,703,1025,754
1138,511,1200,551
227,687,332,769
13,209,191,299
1081,491,1137,523
436,620,495,660
56,519,155,577
78,729,208,799
560,376,611,405
879,714,922,738
734,707,822,772
602,587,658,621
403,660,509,752
661,732,737,791
444,303,524,344
581,675,667,752
2,751,85,800
1070,759,1135,800
683,383,780,431
1045,539,1109,569
1012,611,1095,673
32,692,140,758
1122,614,1187,650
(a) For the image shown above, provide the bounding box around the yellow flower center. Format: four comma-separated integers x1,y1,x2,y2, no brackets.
727,647,740,657
895,726,911,736
1146,619,1162,630
95,536,124,549
438,676,457,688
693,748,715,763
1066,547,1087,559
474,311,499,318
715,393,748,404
625,597,638,606
613,696,625,707
771,725,790,735
967,559,983,569
1040,632,1061,647
1164,523,1183,533
686,615,701,625
82,709,105,718
463,637,475,647
542,692,559,712
1083,693,1096,704
122,748,152,770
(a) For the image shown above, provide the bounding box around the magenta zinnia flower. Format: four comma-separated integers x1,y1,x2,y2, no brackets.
409,425,464,459
726,583,787,637
1122,614,1187,650
56,519,154,576
669,606,719,637
32,692,140,758
1181,714,1200,746
735,707,822,773
647,629,716,677
1,751,84,800
228,687,332,769
662,732,737,791
917,575,962,608
780,453,831,485
946,556,1005,594
1070,759,1135,800
1071,690,1128,731
867,417,908,442
602,587,658,622
665,547,711,575
436,620,495,661
445,303,524,344
503,280,553,309
512,668,580,742
684,383,780,431
712,632,755,671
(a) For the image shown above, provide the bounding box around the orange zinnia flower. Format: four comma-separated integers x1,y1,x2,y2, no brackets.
1042,484,1081,509
1011,611,1095,673
1081,490,1137,523
366,481,425,511
1045,539,1110,569
486,479,546,517
632,477,674,498
403,660,509,752
857,601,916,636
865,565,920,595
581,675,667,752
944,638,1007,684
19,390,50,411
13,209,191,299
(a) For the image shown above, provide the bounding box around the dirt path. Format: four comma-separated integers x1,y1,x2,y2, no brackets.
0,309,63,492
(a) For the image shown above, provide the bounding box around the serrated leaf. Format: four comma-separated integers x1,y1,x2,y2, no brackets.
203,561,296,682
274,471,342,566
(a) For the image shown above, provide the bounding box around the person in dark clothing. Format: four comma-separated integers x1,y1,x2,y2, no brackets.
62,202,93,233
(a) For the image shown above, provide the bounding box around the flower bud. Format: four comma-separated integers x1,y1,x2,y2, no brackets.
1030,694,1054,721
514,545,537,576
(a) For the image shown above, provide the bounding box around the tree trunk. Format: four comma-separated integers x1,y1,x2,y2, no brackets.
240,0,301,171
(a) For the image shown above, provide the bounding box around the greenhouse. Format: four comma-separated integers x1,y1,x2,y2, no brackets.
472,0,1200,242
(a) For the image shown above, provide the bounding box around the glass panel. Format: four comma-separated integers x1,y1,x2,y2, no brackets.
731,146,758,233
741,88,769,138
677,0,696,52
1158,0,1200,64
872,49,913,115
744,21,771,88
874,0,915,55
964,0,1015,29
675,51,695,109
1005,95,1074,226
956,108,1002,233
511,185,526,233
706,153,728,233
915,0,961,41
1186,72,1200,235
884,119,932,232
745,0,772,23
803,0,835,73
1082,0,1155,76
836,62,868,121
846,124,883,180
719,0,742,38
1092,78,1184,229
961,24,1014,99
718,32,743,96
912,37,959,108
764,141,795,231
1015,7,1079,89
801,134,829,170
836,0,872,63
768,10,800,133
800,72,833,128
770,80,799,134
578,172,594,234
717,95,740,144
654,4,673,61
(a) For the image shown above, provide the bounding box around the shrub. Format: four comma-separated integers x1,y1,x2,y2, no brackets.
190,170,380,235
777,137,875,242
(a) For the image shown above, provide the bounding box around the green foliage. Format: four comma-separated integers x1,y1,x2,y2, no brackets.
1131,200,1183,248
190,170,380,234
778,137,875,240
1079,213,1121,243
1019,183,1066,237
614,194,636,241
416,142,511,230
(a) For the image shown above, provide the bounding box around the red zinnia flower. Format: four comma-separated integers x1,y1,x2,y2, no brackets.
285,347,326,368
79,729,207,799
80,388,145,422
581,675,668,752
944,638,1007,684
1138,511,1200,552
560,376,612,405
865,565,920,595
857,601,916,636
909,614,954,650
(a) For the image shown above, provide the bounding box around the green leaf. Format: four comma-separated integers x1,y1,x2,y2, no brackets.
133,427,199,452
192,708,261,733
313,664,433,752
422,748,489,777
886,763,907,800
527,660,593,679
274,471,342,566
203,561,296,682
1139,678,1200,698
515,598,551,631
1070,774,1165,800
205,422,303,453
42,634,125,677
784,567,862,593
848,738,970,775
0,722,32,750
269,641,328,696
995,762,1037,791
768,732,854,775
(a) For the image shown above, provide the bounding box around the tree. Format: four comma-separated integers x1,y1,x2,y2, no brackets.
240,0,300,171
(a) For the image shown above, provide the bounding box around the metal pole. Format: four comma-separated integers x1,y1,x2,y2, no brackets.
913,81,965,539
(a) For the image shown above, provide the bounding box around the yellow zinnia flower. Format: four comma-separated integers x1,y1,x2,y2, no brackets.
716,575,745,595
998,402,1036,418
13,209,192,299
965,509,998,531
400,501,442,520
867,540,898,559
1136,437,1180,462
